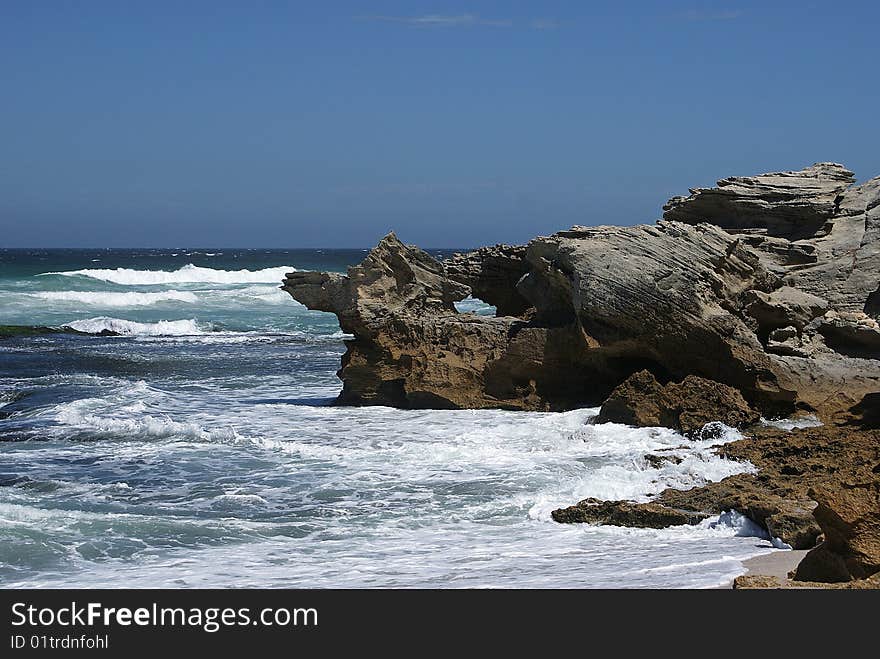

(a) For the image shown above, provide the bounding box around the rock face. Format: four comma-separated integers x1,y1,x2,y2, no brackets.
283,233,600,410
283,163,879,417
595,370,760,435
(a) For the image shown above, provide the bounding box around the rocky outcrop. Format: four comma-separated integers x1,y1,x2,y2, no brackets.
551,498,706,528
657,474,822,550
283,233,604,410
517,221,802,411
595,370,760,435
283,163,879,417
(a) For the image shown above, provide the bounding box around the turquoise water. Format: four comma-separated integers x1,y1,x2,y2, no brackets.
0,249,779,588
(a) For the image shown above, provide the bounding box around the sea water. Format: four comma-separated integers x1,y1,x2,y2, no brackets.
0,248,781,588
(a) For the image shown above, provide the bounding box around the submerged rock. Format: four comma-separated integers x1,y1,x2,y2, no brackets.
643,453,683,468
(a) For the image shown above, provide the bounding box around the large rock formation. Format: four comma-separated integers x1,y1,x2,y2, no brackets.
283,163,879,416
282,233,598,410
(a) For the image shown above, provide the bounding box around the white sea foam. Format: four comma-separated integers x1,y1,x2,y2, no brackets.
761,414,823,430
710,510,770,538
221,285,292,305
0,390,20,409
1,393,777,588
40,263,296,285
64,317,203,336
30,291,199,306
49,394,243,444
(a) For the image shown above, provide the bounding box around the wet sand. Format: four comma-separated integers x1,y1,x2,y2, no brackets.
721,549,809,588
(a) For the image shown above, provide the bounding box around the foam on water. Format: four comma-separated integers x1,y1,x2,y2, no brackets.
51,398,243,443
761,414,823,430
40,264,296,285
30,290,199,306
0,382,780,588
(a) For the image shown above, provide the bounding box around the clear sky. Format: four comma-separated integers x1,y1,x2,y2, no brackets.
1,1,878,248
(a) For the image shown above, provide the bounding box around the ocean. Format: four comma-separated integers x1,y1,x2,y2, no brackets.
0,248,781,588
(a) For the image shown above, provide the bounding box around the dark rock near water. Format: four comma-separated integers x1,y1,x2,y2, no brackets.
0,324,120,338
643,453,683,468
595,370,760,435
551,498,706,528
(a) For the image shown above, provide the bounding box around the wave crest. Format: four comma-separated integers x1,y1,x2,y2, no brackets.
30,291,198,306
40,263,296,285
64,317,204,336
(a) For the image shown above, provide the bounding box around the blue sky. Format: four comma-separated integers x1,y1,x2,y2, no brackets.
1,1,878,248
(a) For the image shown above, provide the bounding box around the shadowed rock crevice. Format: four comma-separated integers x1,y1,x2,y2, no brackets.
865,286,880,318
444,245,532,317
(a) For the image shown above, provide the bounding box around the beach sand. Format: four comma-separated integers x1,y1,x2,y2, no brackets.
720,549,809,588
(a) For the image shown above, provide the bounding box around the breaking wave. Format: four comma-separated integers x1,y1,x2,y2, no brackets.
40,264,296,285
63,317,204,336
30,291,199,306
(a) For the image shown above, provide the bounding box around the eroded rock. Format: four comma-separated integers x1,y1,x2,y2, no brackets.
656,424,880,549
282,163,880,420
794,480,880,582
